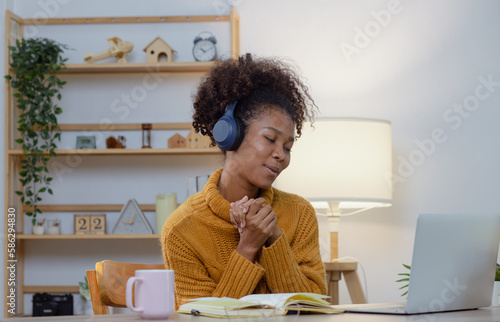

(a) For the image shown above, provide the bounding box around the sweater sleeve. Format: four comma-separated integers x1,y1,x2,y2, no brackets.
162,226,265,310
259,202,327,295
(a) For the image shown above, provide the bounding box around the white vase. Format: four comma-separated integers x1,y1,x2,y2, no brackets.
492,281,500,306
32,225,44,235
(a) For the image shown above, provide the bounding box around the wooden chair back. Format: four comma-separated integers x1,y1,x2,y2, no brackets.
86,260,165,315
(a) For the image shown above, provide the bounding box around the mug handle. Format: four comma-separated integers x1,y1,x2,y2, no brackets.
126,276,144,313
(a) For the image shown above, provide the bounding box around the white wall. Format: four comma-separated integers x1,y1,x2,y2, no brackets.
2,0,500,316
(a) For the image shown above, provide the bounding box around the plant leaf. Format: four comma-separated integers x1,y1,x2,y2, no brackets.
9,38,66,220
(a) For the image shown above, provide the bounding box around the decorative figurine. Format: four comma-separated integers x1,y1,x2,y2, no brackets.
186,128,212,148
117,136,127,148
106,135,126,149
168,133,186,148
84,37,134,63
143,36,176,63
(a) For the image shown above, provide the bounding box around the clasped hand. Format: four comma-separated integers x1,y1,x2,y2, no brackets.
229,196,282,261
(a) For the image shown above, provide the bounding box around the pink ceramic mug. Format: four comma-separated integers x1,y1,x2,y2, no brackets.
126,269,175,319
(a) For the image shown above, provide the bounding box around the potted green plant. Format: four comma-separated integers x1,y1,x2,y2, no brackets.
79,276,90,301
396,263,411,297
79,276,93,314
5,37,68,226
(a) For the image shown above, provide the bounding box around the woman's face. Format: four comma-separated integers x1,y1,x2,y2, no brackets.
228,107,295,190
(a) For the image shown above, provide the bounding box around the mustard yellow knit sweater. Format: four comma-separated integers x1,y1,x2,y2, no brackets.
161,168,326,310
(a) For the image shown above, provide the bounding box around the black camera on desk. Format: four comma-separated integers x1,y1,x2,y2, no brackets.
33,293,73,316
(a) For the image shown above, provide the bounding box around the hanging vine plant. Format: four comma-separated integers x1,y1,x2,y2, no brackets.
5,37,68,225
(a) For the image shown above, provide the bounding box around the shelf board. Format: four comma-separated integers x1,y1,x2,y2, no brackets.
25,202,182,214
61,62,215,74
8,148,221,156
24,286,80,294
17,234,160,240
58,122,193,131
31,204,157,213
22,14,230,26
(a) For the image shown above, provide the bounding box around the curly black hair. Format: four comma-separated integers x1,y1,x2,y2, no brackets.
192,53,317,147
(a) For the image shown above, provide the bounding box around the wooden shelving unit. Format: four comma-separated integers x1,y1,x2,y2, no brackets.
4,8,239,318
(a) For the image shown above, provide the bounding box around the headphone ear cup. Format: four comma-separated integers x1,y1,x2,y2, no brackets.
213,115,237,151
228,117,244,151
213,100,240,151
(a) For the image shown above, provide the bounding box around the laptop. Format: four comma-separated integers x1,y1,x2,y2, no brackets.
336,213,500,314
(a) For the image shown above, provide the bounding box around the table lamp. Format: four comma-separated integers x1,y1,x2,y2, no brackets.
274,118,392,216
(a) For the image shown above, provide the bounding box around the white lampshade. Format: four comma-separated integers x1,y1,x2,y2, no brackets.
274,118,392,215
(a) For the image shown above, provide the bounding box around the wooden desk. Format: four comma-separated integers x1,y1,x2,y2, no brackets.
5,307,500,321
324,261,366,305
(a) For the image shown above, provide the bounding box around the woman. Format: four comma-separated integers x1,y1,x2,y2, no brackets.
161,54,326,310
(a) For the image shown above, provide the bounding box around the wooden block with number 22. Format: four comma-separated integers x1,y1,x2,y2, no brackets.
74,214,106,235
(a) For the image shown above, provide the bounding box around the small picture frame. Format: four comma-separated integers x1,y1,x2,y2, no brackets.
76,136,96,149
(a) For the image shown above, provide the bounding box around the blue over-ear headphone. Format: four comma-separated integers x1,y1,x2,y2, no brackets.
213,100,244,151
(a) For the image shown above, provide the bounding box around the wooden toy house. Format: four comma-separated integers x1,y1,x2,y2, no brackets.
186,128,212,149
168,133,186,148
143,36,175,63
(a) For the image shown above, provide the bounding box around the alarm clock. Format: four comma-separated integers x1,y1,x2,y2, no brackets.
193,31,217,62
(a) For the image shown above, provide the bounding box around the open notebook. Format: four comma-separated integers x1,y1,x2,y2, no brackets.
178,293,343,318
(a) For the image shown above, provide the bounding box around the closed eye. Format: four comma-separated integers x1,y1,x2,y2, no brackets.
266,136,292,152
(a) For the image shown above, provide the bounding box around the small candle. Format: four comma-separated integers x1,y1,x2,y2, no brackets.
156,193,177,234
47,226,60,235
47,219,61,235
